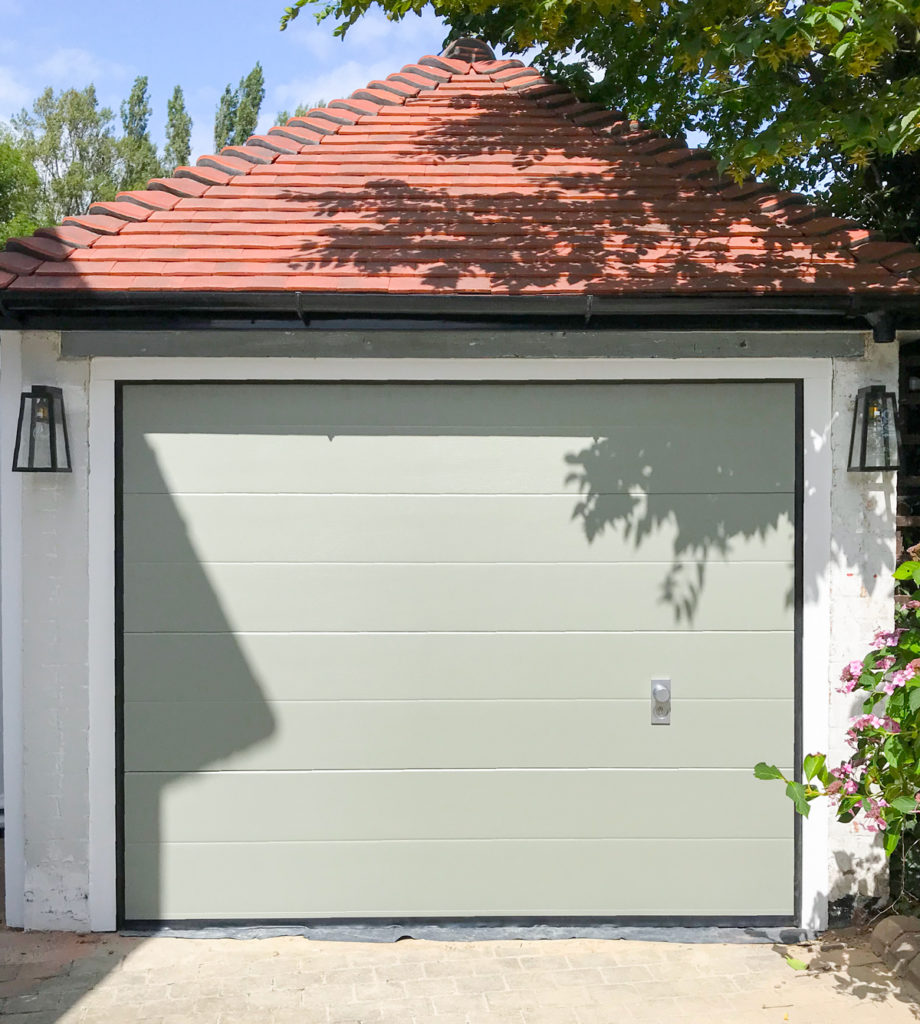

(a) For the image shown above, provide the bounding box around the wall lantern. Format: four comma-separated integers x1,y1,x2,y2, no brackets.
12,386,71,473
848,385,900,472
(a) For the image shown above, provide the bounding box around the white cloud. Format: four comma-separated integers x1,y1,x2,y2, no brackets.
35,47,131,88
0,65,30,117
271,56,398,118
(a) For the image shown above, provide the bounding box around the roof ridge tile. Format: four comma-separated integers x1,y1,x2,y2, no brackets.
366,78,421,98
247,133,304,155
115,190,181,211
175,164,233,186
0,251,40,275
399,62,452,83
147,176,211,197
388,71,440,91
86,200,153,222
418,54,471,75
351,87,406,106
62,213,127,235
328,97,391,118
268,124,326,146
35,225,100,249
290,110,343,129
196,155,253,176
6,235,76,261
220,145,276,164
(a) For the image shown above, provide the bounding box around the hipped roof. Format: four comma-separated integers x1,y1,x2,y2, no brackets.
1,37,919,329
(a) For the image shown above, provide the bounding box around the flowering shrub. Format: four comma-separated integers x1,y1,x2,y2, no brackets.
755,563,920,858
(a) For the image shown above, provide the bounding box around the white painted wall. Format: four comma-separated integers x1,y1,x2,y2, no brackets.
0,329,898,930
5,331,91,929
825,341,900,903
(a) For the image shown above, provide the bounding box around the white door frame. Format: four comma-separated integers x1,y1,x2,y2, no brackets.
84,356,833,932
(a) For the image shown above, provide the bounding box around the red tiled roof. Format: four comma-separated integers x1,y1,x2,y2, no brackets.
2,39,919,300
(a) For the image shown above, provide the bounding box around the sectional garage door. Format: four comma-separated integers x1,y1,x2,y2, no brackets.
120,382,797,923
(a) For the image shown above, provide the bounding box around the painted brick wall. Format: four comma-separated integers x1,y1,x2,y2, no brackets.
826,340,899,905
19,331,91,929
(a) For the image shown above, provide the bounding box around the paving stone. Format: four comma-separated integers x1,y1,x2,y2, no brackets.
871,916,913,957
0,929,917,1022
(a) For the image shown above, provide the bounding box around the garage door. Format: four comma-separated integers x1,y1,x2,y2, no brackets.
120,382,797,923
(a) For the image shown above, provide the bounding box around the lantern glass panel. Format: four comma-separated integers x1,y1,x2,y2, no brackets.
848,385,900,472
12,386,72,472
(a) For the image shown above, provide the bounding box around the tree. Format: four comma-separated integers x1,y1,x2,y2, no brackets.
214,63,265,150
280,1,920,244
164,85,192,170
119,75,162,191
235,62,265,142
10,85,120,222
275,99,326,124
214,84,238,151
0,137,41,244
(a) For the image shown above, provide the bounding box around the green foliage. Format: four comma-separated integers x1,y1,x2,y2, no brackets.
214,63,266,150
235,63,266,143
756,600,920,861
214,84,238,151
0,137,41,244
276,99,326,124
10,85,120,222
164,85,192,172
119,75,162,191
279,0,920,243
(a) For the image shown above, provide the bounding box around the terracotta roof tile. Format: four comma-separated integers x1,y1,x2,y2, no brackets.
62,213,128,235
35,224,100,248
3,42,919,301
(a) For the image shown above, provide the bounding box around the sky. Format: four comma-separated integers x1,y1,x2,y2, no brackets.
0,0,456,161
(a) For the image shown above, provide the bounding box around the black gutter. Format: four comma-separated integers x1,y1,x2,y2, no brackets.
1,290,917,340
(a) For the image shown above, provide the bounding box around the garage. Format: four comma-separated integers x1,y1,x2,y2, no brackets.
120,380,797,923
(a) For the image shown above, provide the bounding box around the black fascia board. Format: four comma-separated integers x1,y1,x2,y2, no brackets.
1,289,918,336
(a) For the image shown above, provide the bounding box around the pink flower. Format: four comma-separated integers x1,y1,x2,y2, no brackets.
831,761,855,779
837,660,865,693
846,714,900,745
905,601,920,610
883,667,914,694
871,629,905,650
844,779,858,794
875,656,896,671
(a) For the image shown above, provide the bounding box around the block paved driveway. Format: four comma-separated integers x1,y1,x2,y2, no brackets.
0,926,917,1024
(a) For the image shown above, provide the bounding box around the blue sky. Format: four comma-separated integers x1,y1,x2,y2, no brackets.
0,0,455,161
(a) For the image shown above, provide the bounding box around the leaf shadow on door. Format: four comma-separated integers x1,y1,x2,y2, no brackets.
562,385,796,625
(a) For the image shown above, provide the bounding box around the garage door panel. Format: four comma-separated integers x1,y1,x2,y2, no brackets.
126,432,793,496
123,381,794,440
124,631,793,702
123,699,793,772
124,562,794,633
121,381,798,922
124,493,795,564
125,770,793,843
124,838,795,920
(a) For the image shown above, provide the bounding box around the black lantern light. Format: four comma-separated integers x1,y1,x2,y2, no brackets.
12,385,71,473
848,384,900,472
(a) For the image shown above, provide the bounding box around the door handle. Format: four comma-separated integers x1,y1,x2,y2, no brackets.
651,678,671,725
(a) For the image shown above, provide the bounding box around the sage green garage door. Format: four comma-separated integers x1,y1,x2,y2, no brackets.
121,382,797,922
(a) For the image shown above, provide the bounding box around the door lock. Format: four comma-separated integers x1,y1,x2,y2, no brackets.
651,677,671,725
